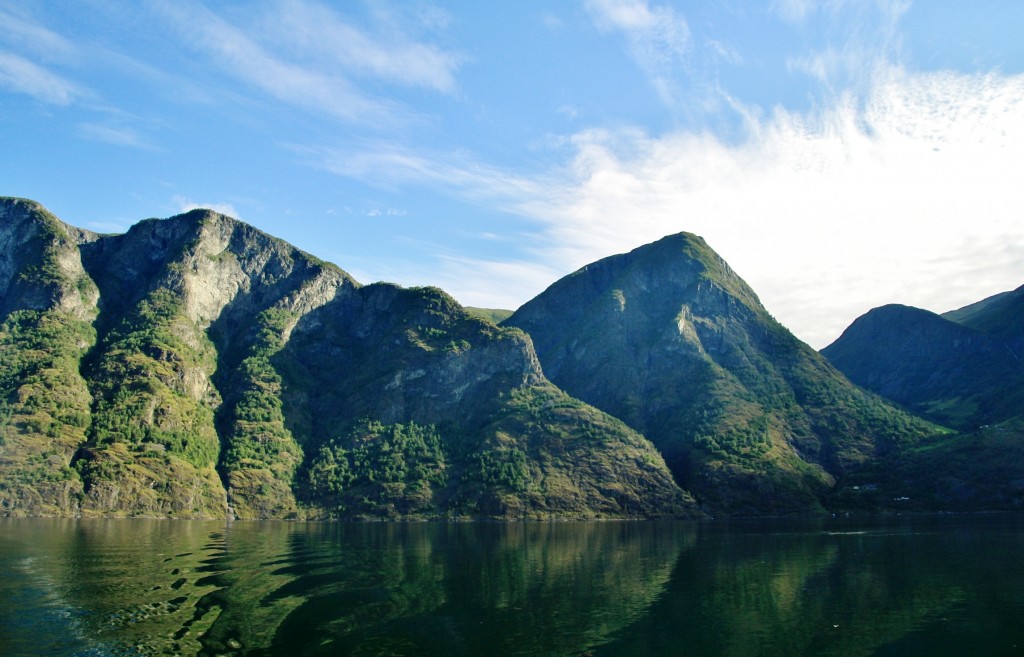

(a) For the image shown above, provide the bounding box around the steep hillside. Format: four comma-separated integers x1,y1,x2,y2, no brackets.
0,198,695,519
822,298,1024,430
943,285,1024,360
0,199,98,515
506,233,937,515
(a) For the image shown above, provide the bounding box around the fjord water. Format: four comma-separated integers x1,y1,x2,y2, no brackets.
1,517,1022,657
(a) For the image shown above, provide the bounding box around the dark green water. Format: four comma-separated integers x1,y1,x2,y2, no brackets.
1,517,1022,657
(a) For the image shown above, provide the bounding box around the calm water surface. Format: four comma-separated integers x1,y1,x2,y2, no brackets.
1,516,1022,657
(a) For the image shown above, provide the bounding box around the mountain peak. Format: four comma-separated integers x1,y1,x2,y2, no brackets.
508,232,935,515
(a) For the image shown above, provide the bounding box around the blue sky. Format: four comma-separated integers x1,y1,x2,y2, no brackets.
2,0,1022,348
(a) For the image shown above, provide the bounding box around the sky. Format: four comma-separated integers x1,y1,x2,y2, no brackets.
2,0,1022,348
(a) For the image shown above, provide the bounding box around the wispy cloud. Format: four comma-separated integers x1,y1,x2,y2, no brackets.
261,0,461,92
430,255,565,311
152,0,460,127
297,141,546,207
523,66,1024,347
77,122,156,150
584,0,692,111
85,220,131,234
349,252,564,314
312,63,1024,347
0,4,86,105
0,4,77,60
0,51,82,105
152,2,392,125
312,1,1021,348
785,0,910,96
366,207,406,218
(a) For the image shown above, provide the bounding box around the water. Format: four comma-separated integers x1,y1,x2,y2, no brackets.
1,516,1022,657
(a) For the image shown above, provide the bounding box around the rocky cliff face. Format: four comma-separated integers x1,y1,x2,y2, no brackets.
0,198,694,519
506,233,937,515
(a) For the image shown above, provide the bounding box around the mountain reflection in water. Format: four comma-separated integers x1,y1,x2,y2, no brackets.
1,517,1022,657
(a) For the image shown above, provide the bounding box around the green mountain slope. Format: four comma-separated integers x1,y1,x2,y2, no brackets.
0,198,694,519
943,284,1024,359
278,283,692,518
506,233,937,515
0,199,97,514
464,306,514,324
822,299,1024,431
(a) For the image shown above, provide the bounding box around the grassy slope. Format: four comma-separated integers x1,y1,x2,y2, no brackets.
465,307,514,324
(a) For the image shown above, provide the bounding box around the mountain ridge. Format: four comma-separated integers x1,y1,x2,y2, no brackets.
0,197,694,520
5,197,1017,518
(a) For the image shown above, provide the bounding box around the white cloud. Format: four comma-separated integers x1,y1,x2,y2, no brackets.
785,0,910,96
541,12,564,30
152,0,459,126
262,0,461,92
173,196,242,220
433,255,564,311
366,207,406,218
519,66,1024,348
556,104,580,120
0,51,81,105
317,65,1024,348
85,220,130,234
152,2,395,125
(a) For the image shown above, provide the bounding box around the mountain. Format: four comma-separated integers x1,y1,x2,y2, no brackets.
943,285,1024,360
0,198,695,519
821,291,1024,431
820,287,1024,512
505,233,938,515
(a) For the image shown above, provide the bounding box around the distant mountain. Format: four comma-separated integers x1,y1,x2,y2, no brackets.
821,287,1024,512
944,285,1024,360
505,233,937,515
0,198,694,519
821,291,1024,431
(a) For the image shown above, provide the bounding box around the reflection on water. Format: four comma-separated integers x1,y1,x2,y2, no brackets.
1,517,1023,657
